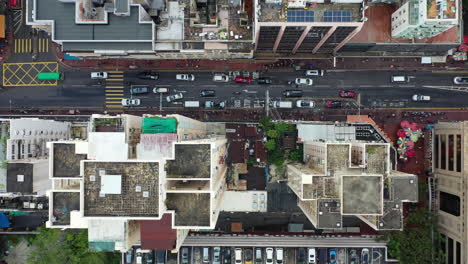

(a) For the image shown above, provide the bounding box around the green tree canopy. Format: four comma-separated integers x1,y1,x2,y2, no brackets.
265,139,277,151
267,130,278,138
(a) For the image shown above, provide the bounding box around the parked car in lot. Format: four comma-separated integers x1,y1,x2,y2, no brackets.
194,248,201,263
275,248,283,264
153,87,169,93
307,248,316,264
349,249,358,264
255,248,262,264
121,98,141,106
136,248,143,264
155,250,164,264
305,70,324,76
257,77,272,84
166,93,183,102
244,249,253,264
296,248,306,264
137,72,159,80
235,76,252,84
361,248,370,264
283,90,303,97
235,248,243,264
213,73,229,82
328,249,337,264
213,247,221,264
200,90,216,97
326,100,343,108
296,100,315,108
126,248,134,264
90,71,108,79
203,247,210,264
176,74,195,81
412,94,431,102
295,78,313,86
454,76,468,84
339,90,356,98
130,85,149,95
181,248,189,264
224,248,232,264
265,248,274,264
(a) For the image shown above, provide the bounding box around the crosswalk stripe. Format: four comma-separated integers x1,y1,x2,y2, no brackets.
109,74,124,77
106,86,124,88
107,78,124,81
109,71,123,73
106,93,124,96
106,102,123,104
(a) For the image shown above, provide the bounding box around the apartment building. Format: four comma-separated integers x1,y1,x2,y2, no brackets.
46,114,227,251
288,122,418,231
254,0,366,54
391,0,458,39
432,121,465,264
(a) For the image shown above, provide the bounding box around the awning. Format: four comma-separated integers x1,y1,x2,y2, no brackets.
0,15,5,39
0,212,11,228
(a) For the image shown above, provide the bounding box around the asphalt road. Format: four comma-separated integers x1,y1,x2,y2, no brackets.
1,70,468,110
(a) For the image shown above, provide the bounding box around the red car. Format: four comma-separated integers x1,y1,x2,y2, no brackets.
339,90,356,98
326,100,343,108
235,76,252,84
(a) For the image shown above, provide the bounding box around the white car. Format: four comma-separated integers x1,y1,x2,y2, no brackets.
265,248,273,264
453,76,468,84
295,78,313,86
296,100,315,108
305,70,324,76
176,74,195,81
90,72,108,79
213,74,229,82
153,87,169,93
166,93,184,102
412,94,431,102
121,98,141,106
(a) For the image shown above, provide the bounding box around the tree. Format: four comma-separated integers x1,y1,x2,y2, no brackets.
378,208,445,264
259,117,274,131
274,122,292,135
267,130,278,138
27,227,120,264
265,139,277,151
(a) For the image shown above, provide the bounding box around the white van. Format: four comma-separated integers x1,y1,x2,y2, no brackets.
275,248,283,264
184,101,200,108
235,248,243,264
213,74,229,82
91,72,108,79
273,101,293,109
308,248,316,264
391,75,408,83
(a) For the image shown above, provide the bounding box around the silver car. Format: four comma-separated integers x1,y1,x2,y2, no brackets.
166,93,184,102
176,74,195,81
453,76,468,84
295,78,313,86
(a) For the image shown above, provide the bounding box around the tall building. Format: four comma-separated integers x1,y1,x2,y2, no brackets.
288,122,418,231
46,114,227,251
432,121,465,264
391,0,458,39
254,0,366,54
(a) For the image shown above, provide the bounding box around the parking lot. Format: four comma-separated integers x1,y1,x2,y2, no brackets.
178,246,389,264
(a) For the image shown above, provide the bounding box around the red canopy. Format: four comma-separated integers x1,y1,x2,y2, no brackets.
400,120,410,128
397,129,407,138
407,149,416,157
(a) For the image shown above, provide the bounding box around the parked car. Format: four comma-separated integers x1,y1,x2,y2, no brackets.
349,249,358,264
130,86,149,95
166,93,183,102
326,100,342,108
275,248,283,264
295,78,313,86
203,247,210,264
155,250,164,264
296,100,315,108
205,101,225,108
328,249,336,264
235,248,243,264
121,98,141,106
265,248,273,264
255,248,262,264
194,248,202,263
137,72,159,80
136,248,143,264
235,76,252,84
244,249,253,264
454,76,468,84
153,87,169,93
257,77,272,84
176,74,195,81
212,247,221,264
213,74,229,82
200,90,216,97
305,70,324,76
339,90,356,98
126,248,134,264
283,90,303,97
90,72,108,79
391,75,408,83
296,248,306,264
224,248,232,264
307,248,316,264
181,248,189,264
412,94,431,102
361,248,370,264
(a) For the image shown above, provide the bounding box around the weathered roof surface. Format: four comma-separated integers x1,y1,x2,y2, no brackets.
342,176,383,215
140,214,177,250
165,144,211,179
166,193,210,227
36,0,152,41
6,163,33,193
53,143,87,178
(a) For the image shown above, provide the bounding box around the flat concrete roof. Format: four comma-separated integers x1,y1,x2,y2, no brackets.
391,177,418,202
317,199,342,229
165,144,211,179
166,193,210,227
52,192,80,226
53,143,87,178
83,161,159,217
342,175,382,215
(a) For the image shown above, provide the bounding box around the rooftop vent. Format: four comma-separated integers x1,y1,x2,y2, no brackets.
143,191,149,198
17,175,24,182
90,175,96,182
136,186,142,192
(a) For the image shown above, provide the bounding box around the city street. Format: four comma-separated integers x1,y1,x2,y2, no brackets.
1,70,468,111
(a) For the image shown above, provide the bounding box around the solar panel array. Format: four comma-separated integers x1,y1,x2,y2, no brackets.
323,11,352,22
287,10,314,22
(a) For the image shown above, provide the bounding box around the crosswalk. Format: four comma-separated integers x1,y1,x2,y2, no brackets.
14,38,50,53
105,71,125,109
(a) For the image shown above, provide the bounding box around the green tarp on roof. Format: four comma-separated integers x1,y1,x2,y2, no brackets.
89,241,115,252
142,117,177,134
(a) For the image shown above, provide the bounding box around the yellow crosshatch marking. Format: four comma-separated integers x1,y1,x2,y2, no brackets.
105,71,124,109
2,62,59,86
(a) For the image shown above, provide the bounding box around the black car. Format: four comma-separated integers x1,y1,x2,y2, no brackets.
282,90,303,97
223,248,231,264
296,248,306,264
137,72,159,80
200,90,216,97
257,77,272,84
155,250,165,264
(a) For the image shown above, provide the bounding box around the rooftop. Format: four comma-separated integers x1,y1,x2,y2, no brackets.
165,144,211,179
342,175,382,215
83,161,159,217
53,143,87,178
377,201,403,230
326,144,350,172
426,0,456,20
6,163,33,194
317,199,342,229
140,214,177,250
51,192,80,226
391,177,418,202
166,193,211,227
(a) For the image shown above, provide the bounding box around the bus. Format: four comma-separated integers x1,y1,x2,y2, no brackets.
37,72,61,80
